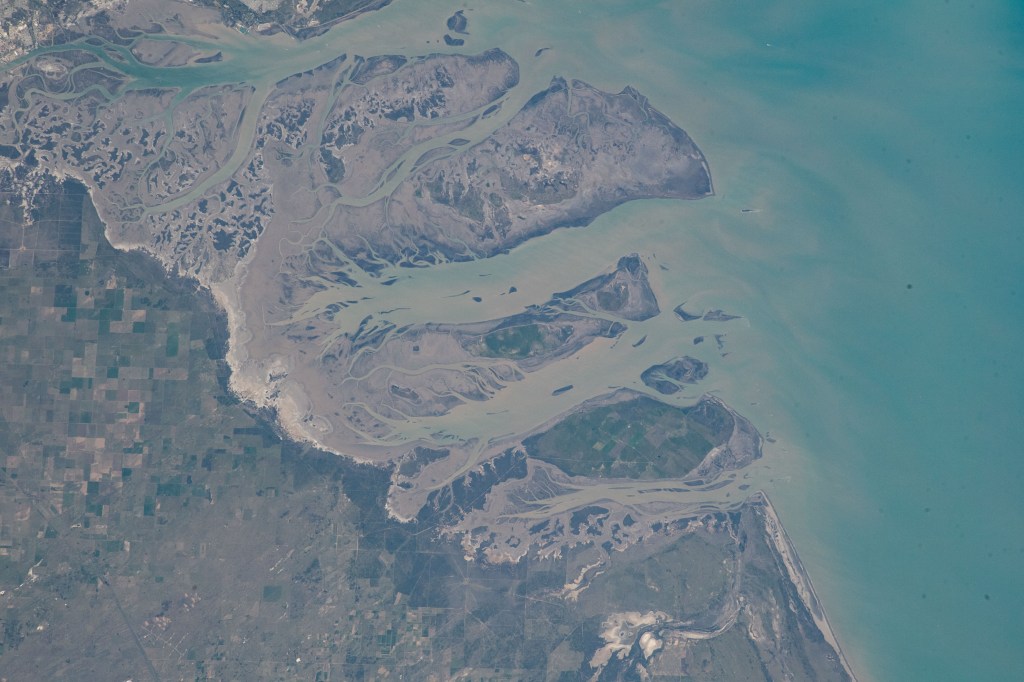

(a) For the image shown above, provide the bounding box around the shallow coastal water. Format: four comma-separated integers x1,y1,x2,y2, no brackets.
316,5,1024,677
350,2,1024,678
601,2,1024,680
28,1,1023,679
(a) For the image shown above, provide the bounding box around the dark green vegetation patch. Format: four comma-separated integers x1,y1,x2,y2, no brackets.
478,322,559,360
523,395,733,479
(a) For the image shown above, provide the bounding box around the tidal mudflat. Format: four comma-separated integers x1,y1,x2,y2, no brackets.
12,0,1017,679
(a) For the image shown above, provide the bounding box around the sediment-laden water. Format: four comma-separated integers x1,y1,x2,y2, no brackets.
14,1,1023,679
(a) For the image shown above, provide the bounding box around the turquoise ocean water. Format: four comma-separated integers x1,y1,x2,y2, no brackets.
617,2,1024,680
27,0,1022,678
471,1,1024,679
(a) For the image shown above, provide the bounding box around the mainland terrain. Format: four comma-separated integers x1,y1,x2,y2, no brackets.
0,3,855,679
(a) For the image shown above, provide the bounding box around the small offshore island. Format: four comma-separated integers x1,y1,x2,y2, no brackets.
0,1,856,680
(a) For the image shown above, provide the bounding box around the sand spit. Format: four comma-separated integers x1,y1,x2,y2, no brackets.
755,491,859,682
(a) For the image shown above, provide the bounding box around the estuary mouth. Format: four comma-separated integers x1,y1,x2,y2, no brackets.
24,2,1024,681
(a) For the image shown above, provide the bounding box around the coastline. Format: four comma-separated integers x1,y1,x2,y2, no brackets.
70,99,863,681
754,490,860,682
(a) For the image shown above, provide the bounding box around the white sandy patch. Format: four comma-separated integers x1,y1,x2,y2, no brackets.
588,611,669,670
